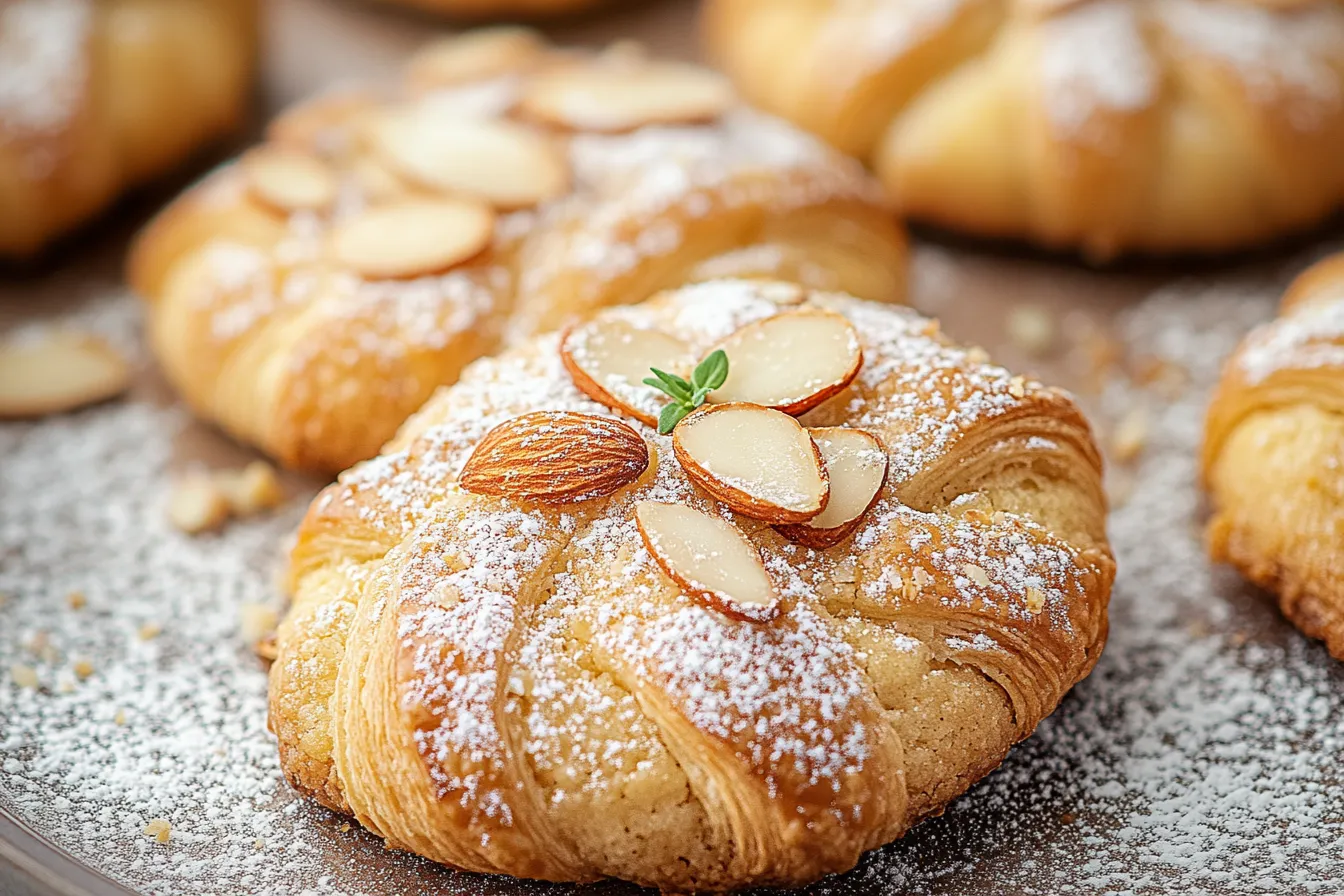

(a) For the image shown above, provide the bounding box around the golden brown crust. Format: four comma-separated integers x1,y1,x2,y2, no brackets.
704,0,1344,258
0,0,257,259
271,281,1114,889
1203,253,1344,660
130,31,908,473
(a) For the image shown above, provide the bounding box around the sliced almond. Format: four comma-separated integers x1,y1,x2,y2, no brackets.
709,307,863,415
520,61,733,133
268,89,379,152
777,428,887,549
634,501,779,623
167,473,232,534
329,198,494,280
0,333,131,419
460,411,649,503
560,319,692,426
371,106,568,209
242,147,338,214
406,28,545,88
673,403,828,524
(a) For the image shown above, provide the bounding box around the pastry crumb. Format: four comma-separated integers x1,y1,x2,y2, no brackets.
1025,587,1046,615
10,664,40,690
138,622,162,641
1110,407,1148,463
73,658,95,680
143,818,172,843
66,590,87,610
219,461,284,516
1007,305,1056,357
167,473,231,534
114,709,127,726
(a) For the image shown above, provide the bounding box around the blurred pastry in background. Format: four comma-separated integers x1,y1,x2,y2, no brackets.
1204,253,1344,661
373,0,604,16
704,0,1344,260
0,0,258,260
129,29,908,474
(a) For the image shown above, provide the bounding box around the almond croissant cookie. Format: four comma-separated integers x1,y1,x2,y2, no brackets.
374,0,603,16
273,279,1114,889
0,0,257,259
704,0,1344,258
129,30,907,474
1204,254,1344,660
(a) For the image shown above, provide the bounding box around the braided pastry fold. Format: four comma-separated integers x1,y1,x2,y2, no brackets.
0,0,257,259
704,0,1344,258
130,31,907,473
1204,253,1344,660
272,279,1114,889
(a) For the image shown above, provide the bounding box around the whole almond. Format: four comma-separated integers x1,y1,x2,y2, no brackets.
460,411,649,503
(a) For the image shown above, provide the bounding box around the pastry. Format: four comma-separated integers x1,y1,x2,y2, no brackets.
129,30,908,474
1204,253,1344,660
374,0,603,16
703,0,1344,259
0,0,257,259
272,278,1114,889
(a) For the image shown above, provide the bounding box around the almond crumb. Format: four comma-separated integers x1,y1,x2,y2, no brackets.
911,567,932,589
962,563,992,588
57,677,76,694
143,818,172,843
10,664,39,690
167,473,231,534
1110,407,1148,464
1006,305,1057,357
73,658,95,680
218,461,284,517
138,622,162,641
239,603,279,644
114,709,127,726
338,823,351,833
1025,587,1046,615
253,838,265,851
1008,376,1027,399
66,590,87,610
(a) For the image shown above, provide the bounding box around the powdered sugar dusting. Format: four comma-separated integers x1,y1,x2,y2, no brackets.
1040,0,1158,141
0,0,90,135
1235,286,1344,384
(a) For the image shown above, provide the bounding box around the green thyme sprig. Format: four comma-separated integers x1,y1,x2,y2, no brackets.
645,350,729,435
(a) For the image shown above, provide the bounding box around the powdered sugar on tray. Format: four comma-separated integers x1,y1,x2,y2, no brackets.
3,251,1344,894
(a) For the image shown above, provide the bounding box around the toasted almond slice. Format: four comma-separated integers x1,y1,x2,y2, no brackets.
460,411,649,503
0,333,131,419
709,307,862,415
520,61,733,133
561,319,692,426
634,501,779,623
777,428,887,548
406,28,545,87
329,197,494,280
268,89,379,151
673,403,828,524
371,106,568,209
242,147,338,213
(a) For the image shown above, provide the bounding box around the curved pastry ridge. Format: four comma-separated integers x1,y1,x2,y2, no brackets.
273,280,1113,888
1203,254,1344,660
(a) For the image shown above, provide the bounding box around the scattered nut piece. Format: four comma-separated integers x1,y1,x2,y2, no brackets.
1025,587,1046,615
709,308,863,415
218,461,284,516
168,473,232,534
1110,407,1148,464
66,590,87,610
634,501,779,623
1006,305,1057,357
243,147,338,213
460,411,649,503
372,108,568,209
673,403,828,524
143,819,172,844
73,659,95,681
777,428,887,548
138,622,162,641
114,709,127,726
962,563,992,588
560,320,692,426
240,603,280,661
329,198,495,280
57,678,76,695
10,664,39,690
522,60,733,132
0,333,131,419
1008,376,1027,399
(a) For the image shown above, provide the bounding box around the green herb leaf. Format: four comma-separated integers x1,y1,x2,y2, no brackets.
657,402,691,435
692,349,729,391
690,385,711,406
644,368,693,402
